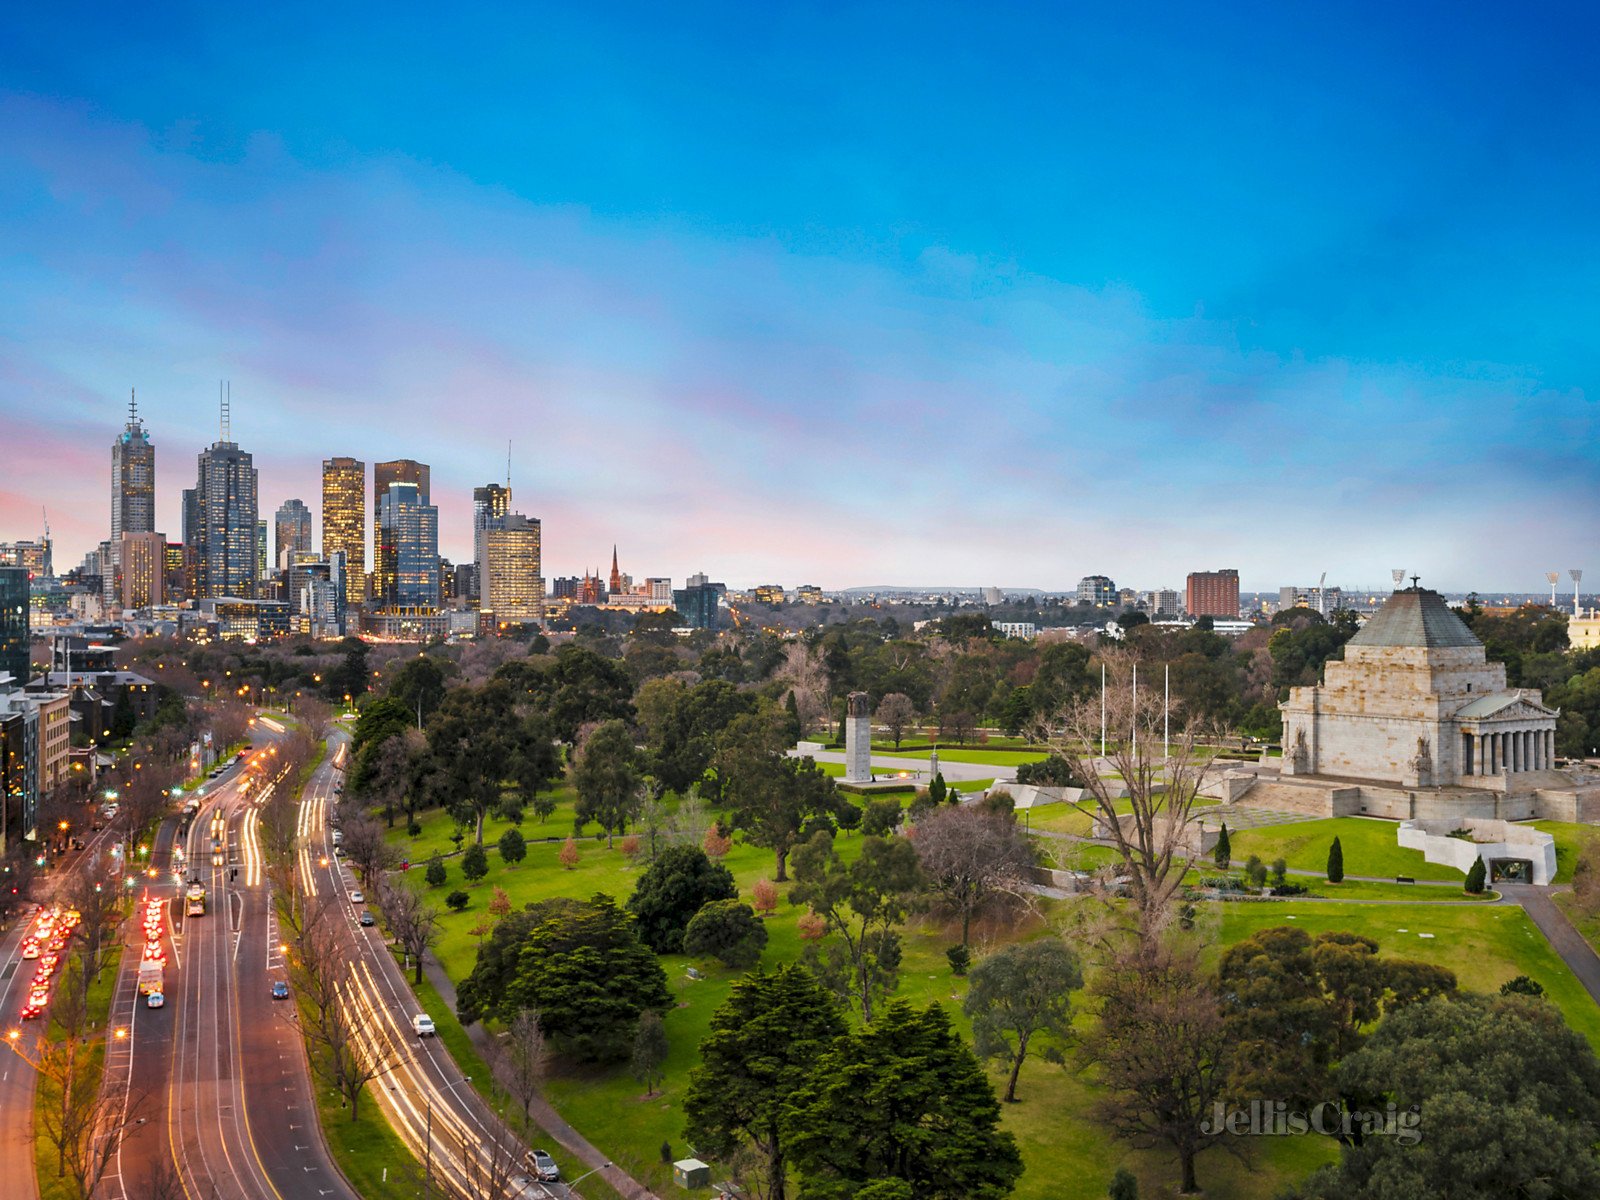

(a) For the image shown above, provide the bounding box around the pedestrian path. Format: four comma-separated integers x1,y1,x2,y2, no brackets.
1499,884,1600,1008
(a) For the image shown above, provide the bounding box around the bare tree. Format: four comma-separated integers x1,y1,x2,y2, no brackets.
908,806,1036,946
491,1009,549,1127
340,814,399,889
286,894,398,1121
296,695,334,744
1078,941,1236,1196
28,951,147,1198
378,882,441,984
62,854,127,1000
875,693,917,750
1052,656,1217,943
774,643,828,733
366,733,415,828
133,1153,186,1200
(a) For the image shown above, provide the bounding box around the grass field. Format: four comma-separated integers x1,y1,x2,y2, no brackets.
1530,820,1597,884
1227,816,1464,882
386,783,1600,1200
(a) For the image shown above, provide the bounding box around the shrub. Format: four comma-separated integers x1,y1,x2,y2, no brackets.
1271,857,1287,886
837,803,863,834
424,857,447,888
619,835,642,861
1327,836,1344,883
489,886,512,918
407,821,422,837
1244,855,1267,890
702,825,733,860
1501,974,1545,997
461,841,489,883
660,1140,673,1164
862,798,903,837
1108,1167,1139,1200
445,890,470,911
628,844,738,954
946,944,970,976
796,910,827,941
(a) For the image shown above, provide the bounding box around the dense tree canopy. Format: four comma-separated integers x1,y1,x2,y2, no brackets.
626,844,737,954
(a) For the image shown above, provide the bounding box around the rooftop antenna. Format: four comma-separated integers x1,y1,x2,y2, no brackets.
1390,569,1406,590
1547,571,1561,607
220,380,232,442
1571,569,1584,618
507,439,512,490
129,387,138,425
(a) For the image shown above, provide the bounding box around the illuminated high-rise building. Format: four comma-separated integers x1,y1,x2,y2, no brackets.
118,532,166,610
193,394,259,599
111,390,155,543
481,514,543,625
274,499,313,569
472,483,512,602
0,567,27,684
373,460,429,603
377,482,438,609
321,457,366,607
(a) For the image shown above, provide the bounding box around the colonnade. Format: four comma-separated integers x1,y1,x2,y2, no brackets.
1463,727,1556,776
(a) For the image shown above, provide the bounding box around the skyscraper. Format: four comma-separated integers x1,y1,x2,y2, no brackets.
481,513,543,625
373,460,429,603
111,390,155,543
274,499,313,569
0,567,28,685
472,483,511,602
321,457,366,607
118,532,166,610
377,482,439,609
1186,569,1241,619
193,401,259,599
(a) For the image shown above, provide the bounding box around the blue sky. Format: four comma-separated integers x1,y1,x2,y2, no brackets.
2,2,1596,591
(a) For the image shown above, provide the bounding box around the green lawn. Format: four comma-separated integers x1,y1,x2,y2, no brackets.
1227,816,1464,882
1530,820,1597,884
880,747,1050,767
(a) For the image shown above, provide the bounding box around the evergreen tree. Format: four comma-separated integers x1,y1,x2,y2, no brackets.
498,826,527,867
461,841,489,883
1213,822,1231,870
1108,1168,1139,1200
783,1001,1022,1200
1327,836,1344,883
929,772,948,806
1465,856,1487,894
424,856,447,888
627,844,738,954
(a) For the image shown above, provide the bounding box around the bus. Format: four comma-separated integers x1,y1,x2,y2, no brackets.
186,884,206,917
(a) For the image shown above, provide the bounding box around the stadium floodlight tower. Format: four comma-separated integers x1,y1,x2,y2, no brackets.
1548,572,1562,607
1572,569,1584,617
1391,569,1406,590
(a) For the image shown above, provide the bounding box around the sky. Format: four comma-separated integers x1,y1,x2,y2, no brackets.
1,1,1597,593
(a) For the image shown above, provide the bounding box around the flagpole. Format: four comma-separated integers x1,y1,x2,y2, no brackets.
1099,663,1106,759
1132,662,1138,758
1164,663,1170,761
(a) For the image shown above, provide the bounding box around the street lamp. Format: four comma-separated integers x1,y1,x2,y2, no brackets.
567,1161,615,1197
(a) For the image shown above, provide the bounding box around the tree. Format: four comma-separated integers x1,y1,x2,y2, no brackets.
490,1008,549,1131
1501,974,1545,997
783,1001,1023,1200
716,712,844,881
446,890,470,911
377,883,442,984
559,837,580,869
573,719,642,847
911,806,1036,946
1295,995,1600,1200
684,964,848,1200
1327,836,1344,883
499,826,527,867
423,681,537,844
1107,1168,1139,1200
928,771,948,806
1465,855,1486,894
387,653,450,727
1213,822,1231,870
1217,925,1457,1111
340,814,399,889
489,886,513,919
626,844,737,954
684,900,769,968
876,693,916,749
751,878,779,917
461,841,489,883
1080,943,1233,1195
425,856,447,888
965,940,1084,1103
861,798,902,838
632,1011,669,1097
456,895,670,1061
789,831,924,1022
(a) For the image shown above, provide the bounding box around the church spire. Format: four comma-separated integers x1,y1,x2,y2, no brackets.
609,545,622,594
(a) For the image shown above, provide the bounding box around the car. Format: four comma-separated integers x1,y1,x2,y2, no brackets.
525,1149,560,1182
411,1013,435,1037
359,911,375,927
330,830,343,845
350,889,364,904
21,942,39,960
271,980,290,1000
146,991,165,1009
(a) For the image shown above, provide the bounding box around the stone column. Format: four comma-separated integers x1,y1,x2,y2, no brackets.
843,691,872,784
1549,729,1557,766
1474,732,1484,776
1512,730,1520,773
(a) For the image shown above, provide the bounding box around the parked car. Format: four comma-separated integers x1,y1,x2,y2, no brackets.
350,889,364,904
411,1013,436,1038
271,980,290,1000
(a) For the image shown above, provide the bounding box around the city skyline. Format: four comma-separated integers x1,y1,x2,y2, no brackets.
3,5,1597,589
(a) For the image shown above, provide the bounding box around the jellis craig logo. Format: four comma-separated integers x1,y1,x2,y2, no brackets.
1202,1101,1422,1146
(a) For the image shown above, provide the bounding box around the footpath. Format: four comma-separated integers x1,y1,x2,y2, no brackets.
419,955,663,1200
